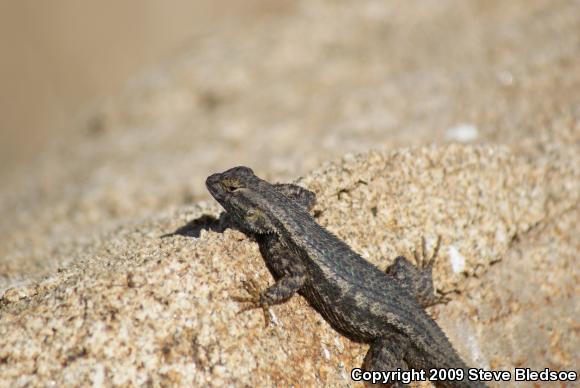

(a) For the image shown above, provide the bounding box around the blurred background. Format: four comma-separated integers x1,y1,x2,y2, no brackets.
1,0,578,285
0,0,287,174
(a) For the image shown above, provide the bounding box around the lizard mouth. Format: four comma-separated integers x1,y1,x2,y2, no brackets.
205,173,225,201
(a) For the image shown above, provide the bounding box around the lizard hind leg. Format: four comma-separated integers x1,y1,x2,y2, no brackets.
385,236,449,308
363,335,410,387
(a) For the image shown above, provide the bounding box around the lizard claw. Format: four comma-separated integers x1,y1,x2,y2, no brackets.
435,289,461,305
230,279,272,326
433,294,451,305
412,235,441,270
411,236,452,307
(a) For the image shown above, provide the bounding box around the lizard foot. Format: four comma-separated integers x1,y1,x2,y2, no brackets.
231,278,272,326
412,235,441,271
412,235,450,306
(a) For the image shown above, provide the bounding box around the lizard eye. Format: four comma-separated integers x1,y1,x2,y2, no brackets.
222,179,242,192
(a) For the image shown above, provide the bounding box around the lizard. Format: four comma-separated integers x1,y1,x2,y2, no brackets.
206,166,487,387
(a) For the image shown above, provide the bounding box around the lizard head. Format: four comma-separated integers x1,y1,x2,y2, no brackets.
206,166,278,234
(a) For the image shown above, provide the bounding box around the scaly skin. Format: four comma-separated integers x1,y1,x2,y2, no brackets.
206,166,486,388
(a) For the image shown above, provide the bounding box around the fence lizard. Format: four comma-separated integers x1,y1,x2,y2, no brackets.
206,166,486,387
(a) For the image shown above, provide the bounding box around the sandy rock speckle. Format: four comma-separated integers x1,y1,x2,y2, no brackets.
1,145,577,386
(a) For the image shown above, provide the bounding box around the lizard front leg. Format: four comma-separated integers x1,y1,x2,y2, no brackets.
232,271,306,325
232,237,308,325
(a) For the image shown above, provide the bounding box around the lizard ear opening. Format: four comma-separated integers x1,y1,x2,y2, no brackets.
245,208,276,233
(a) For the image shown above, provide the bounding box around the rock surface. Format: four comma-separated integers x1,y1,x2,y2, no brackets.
1,145,578,387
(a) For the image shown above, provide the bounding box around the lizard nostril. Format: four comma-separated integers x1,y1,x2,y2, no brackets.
205,174,223,193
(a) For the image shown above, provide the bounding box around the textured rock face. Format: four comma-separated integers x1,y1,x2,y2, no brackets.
1,0,579,386
1,146,578,386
